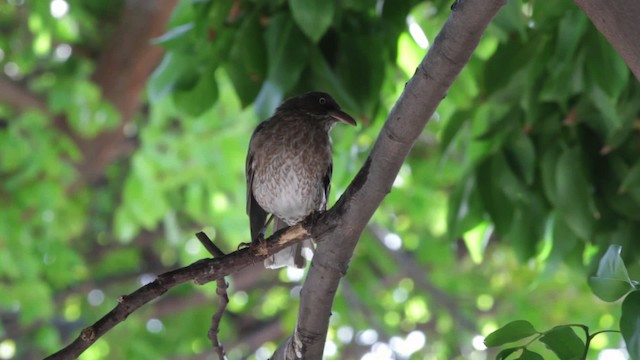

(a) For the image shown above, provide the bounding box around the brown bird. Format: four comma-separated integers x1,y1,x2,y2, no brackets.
246,92,356,268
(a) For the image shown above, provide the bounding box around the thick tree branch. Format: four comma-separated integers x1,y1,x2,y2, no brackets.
72,0,178,183
574,0,640,81
0,1,177,184
275,0,506,358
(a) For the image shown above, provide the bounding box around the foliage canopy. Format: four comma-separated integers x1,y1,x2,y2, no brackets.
0,0,638,359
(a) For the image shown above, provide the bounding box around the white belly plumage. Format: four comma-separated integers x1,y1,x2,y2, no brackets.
252,157,325,225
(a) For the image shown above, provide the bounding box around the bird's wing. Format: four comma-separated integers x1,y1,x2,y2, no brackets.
246,123,269,241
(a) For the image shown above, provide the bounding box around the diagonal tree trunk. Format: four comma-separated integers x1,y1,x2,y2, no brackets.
272,0,507,358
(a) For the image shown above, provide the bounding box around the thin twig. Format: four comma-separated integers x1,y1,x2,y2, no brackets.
196,231,230,360
209,280,229,360
196,231,225,257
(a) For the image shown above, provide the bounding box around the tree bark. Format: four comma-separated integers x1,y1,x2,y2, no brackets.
74,0,178,183
0,1,178,183
274,0,507,358
574,0,640,81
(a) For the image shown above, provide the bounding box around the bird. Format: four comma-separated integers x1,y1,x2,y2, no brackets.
246,91,356,268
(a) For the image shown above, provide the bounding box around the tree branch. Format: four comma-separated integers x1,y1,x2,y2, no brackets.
73,0,178,183
276,0,506,358
195,232,229,359
574,0,640,81
44,215,334,360
0,76,47,112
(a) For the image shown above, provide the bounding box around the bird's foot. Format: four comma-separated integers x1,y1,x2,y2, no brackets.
238,234,268,256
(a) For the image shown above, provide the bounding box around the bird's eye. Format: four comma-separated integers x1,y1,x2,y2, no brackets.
319,97,326,105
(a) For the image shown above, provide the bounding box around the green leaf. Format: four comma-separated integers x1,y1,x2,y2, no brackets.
225,13,267,107
589,85,621,130
620,160,640,194
336,32,387,116
151,23,195,48
476,156,515,236
447,177,484,242
589,245,634,301
265,14,310,90
255,13,309,117
589,277,633,302
595,245,632,282
440,110,470,154
584,26,629,99
14,281,53,323
496,347,519,359
467,104,512,167
554,9,587,63
202,0,233,29
255,80,285,120
484,320,538,347
288,0,334,43
491,0,526,40
604,125,633,153
540,147,560,204
548,214,579,265
172,68,218,117
114,205,139,243
518,349,544,360
504,195,546,261
484,36,546,101
505,132,536,186
621,290,640,360
463,221,492,264
474,114,515,141
308,46,359,113
148,52,194,103
554,148,595,240
601,158,640,221
539,326,585,360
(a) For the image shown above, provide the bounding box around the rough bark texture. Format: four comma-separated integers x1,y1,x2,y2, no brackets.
275,0,507,358
574,0,640,81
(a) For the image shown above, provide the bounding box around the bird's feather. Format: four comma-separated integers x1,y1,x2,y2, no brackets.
246,122,269,241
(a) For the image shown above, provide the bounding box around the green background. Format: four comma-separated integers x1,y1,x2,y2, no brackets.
1,0,639,359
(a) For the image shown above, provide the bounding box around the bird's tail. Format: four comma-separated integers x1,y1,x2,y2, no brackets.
264,217,313,269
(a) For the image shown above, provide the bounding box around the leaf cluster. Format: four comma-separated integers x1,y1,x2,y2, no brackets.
148,0,432,119
442,0,640,269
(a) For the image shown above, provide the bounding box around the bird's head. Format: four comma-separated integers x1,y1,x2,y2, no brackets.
277,91,357,127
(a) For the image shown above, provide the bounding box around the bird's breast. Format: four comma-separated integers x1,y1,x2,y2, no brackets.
250,123,331,225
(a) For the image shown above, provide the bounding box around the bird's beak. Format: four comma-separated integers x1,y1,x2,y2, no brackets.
329,110,357,126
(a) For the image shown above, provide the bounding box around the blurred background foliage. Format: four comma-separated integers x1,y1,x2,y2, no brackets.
0,0,638,359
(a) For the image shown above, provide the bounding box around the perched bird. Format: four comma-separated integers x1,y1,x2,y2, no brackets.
246,92,356,268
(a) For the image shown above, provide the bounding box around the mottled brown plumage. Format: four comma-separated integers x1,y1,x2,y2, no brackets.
246,92,356,268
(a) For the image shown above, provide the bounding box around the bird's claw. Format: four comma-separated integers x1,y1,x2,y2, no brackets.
238,234,268,256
